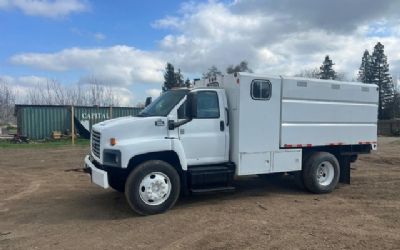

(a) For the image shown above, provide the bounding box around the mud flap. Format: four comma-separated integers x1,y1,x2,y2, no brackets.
339,156,351,184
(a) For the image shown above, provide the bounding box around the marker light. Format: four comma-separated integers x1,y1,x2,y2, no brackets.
110,138,117,146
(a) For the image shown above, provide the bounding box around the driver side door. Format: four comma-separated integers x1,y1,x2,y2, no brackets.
178,90,227,165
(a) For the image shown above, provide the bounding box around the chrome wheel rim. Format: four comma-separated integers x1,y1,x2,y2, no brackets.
139,172,171,206
317,161,334,186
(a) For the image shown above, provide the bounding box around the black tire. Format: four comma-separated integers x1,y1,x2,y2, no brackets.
108,173,125,192
302,152,340,194
125,160,180,215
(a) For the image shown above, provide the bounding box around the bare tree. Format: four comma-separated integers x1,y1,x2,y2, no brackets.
0,80,16,124
25,77,121,106
295,68,320,78
296,68,348,81
84,77,120,106
203,65,222,79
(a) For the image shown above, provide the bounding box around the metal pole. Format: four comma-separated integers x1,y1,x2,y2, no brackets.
109,106,113,119
71,105,75,145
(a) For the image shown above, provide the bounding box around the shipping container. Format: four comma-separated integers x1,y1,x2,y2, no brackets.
15,105,142,140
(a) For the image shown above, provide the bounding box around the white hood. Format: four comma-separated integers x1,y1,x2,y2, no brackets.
92,116,169,143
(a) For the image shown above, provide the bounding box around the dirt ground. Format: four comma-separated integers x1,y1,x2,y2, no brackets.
0,137,399,250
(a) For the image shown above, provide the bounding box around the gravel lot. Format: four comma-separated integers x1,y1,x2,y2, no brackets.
1,137,399,249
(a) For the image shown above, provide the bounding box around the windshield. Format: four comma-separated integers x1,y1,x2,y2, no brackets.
138,89,189,117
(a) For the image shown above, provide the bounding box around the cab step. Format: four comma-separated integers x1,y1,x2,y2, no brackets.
187,163,235,192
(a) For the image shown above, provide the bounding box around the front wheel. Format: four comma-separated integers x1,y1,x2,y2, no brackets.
125,160,180,215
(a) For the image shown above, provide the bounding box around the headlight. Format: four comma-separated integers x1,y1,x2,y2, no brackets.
103,149,121,167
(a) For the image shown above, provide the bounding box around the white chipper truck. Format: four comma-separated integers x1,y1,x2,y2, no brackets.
84,72,378,215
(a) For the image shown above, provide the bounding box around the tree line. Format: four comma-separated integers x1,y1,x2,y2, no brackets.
162,61,253,91
0,77,121,124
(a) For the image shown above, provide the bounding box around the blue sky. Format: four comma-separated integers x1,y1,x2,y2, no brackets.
0,0,194,104
1,0,400,105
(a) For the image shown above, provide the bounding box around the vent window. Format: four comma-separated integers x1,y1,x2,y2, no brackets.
361,87,370,92
331,84,340,90
297,81,307,87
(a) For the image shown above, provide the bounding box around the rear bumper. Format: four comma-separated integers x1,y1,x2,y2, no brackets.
84,155,109,189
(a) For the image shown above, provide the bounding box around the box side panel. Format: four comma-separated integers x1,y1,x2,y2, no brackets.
236,75,282,175
283,77,378,103
281,78,378,147
282,100,378,124
272,149,302,173
238,152,271,175
238,75,282,153
281,124,377,146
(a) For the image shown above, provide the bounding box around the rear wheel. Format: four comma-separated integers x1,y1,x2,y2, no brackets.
302,152,340,194
125,160,180,215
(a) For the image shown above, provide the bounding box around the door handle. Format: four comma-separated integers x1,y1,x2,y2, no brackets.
220,120,225,131
225,107,229,126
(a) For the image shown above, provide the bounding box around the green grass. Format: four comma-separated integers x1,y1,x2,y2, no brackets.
0,138,89,149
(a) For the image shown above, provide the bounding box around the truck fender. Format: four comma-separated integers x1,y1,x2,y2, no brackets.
171,138,188,171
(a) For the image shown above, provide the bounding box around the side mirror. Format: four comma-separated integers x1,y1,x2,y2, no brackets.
168,92,197,131
168,120,175,130
145,97,152,107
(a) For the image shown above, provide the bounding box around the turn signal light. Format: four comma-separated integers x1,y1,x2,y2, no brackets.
110,138,117,146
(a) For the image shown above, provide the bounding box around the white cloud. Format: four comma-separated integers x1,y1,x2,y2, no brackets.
0,0,87,18
6,0,400,104
109,87,135,106
152,0,400,78
93,32,106,41
152,16,181,29
71,28,106,41
11,46,165,86
145,89,162,99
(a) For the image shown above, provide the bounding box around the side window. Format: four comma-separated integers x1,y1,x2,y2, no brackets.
251,80,272,100
177,100,187,119
197,91,220,119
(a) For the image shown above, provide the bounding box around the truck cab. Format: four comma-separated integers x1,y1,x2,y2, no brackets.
85,73,378,215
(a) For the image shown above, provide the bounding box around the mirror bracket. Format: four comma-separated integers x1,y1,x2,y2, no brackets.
168,118,192,130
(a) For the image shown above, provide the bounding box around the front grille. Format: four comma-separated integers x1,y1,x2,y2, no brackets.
91,130,101,158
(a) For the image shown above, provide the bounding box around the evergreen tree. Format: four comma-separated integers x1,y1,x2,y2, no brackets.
163,63,186,91
226,61,253,74
358,50,373,83
391,89,400,119
163,63,176,91
371,42,394,119
319,55,336,80
175,69,184,87
184,78,191,88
